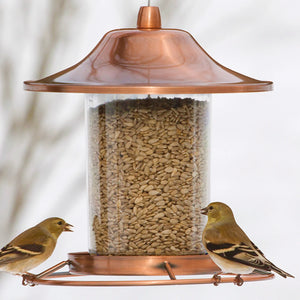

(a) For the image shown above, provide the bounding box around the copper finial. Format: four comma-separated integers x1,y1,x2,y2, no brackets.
137,6,161,29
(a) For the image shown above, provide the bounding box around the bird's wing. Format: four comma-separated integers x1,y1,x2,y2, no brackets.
206,241,272,272
0,243,45,265
204,222,272,272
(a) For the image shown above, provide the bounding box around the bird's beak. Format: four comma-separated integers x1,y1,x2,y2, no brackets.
64,223,73,232
201,207,208,215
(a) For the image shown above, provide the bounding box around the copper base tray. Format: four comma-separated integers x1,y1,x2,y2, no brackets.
21,252,274,287
68,252,220,276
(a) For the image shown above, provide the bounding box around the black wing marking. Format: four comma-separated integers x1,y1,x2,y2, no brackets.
0,244,44,256
206,242,258,257
0,243,45,265
206,241,272,271
206,242,237,252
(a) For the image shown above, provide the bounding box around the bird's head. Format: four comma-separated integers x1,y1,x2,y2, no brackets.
201,202,235,224
39,217,73,238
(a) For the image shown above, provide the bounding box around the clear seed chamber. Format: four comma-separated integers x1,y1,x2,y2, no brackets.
87,94,210,255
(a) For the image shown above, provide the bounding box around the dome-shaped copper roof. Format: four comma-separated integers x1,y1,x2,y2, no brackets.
24,6,272,94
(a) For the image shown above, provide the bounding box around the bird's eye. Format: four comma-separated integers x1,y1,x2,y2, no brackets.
57,221,63,225
209,206,213,210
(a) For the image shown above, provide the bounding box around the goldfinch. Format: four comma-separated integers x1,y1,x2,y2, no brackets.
201,202,294,286
0,217,73,275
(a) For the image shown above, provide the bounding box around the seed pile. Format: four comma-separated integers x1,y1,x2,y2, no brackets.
88,97,209,255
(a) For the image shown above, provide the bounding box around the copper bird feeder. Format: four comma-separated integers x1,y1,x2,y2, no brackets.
23,4,273,287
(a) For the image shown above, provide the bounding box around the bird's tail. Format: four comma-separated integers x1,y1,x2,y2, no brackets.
270,263,294,278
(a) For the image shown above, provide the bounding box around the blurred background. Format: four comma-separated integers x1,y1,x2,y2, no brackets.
0,0,299,299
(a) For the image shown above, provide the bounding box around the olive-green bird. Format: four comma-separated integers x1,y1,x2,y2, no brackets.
201,202,294,285
0,217,73,275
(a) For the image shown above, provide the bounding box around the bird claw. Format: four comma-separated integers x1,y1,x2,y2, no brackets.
22,274,36,287
234,274,244,286
212,273,222,286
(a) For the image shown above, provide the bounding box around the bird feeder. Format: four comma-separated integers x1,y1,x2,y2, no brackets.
22,5,274,286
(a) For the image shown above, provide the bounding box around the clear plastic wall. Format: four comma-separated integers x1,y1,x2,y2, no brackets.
87,94,210,255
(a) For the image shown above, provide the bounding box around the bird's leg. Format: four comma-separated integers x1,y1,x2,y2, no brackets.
212,272,222,286
234,274,244,286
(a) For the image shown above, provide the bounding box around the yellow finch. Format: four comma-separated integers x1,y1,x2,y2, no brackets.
0,217,73,275
201,202,294,285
